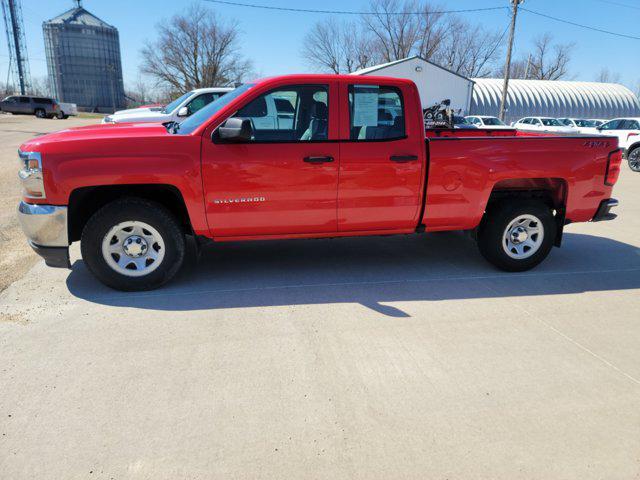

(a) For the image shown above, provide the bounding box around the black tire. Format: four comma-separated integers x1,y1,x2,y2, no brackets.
81,198,185,291
34,108,46,118
628,146,640,172
477,199,556,272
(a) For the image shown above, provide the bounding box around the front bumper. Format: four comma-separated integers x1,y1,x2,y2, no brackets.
592,198,619,222
17,201,70,268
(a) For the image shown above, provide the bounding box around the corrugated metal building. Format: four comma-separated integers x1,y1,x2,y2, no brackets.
471,78,640,124
43,3,125,112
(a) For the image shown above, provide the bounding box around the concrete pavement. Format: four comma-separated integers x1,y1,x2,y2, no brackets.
1,158,639,478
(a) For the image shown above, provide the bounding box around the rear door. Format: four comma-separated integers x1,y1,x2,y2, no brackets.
201,81,340,237
337,82,425,231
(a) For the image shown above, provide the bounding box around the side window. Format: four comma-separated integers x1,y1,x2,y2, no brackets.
630,121,640,130
349,85,405,141
233,85,328,142
4,96,17,103
620,119,640,130
19,97,31,103
186,93,215,115
531,118,541,125
520,118,530,124
34,98,52,104
600,120,621,130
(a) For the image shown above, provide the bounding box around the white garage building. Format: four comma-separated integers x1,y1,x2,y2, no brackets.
353,56,640,122
352,56,474,113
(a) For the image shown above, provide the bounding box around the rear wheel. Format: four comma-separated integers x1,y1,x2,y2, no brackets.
477,200,556,272
34,108,46,118
81,198,186,291
628,146,640,172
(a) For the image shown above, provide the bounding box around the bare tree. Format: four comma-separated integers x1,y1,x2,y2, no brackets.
431,17,503,78
361,0,422,62
527,33,574,81
302,18,377,73
141,4,252,91
28,77,51,96
595,68,621,83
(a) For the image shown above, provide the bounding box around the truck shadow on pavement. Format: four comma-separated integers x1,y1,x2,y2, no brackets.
66,232,640,317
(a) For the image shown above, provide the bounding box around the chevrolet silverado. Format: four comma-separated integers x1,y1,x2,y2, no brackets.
17,74,622,290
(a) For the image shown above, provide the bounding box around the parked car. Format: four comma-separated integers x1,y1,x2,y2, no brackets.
596,118,640,172
465,115,512,129
557,118,603,134
102,87,233,124
452,115,476,129
17,74,621,290
0,95,66,119
512,117,578,134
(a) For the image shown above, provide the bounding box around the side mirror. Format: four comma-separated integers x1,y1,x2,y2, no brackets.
177,106,189,117
215,117,252,143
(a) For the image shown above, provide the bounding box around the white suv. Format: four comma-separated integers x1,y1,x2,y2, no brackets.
102,87,233,124
512,117,578,134
465,115,511,129
597,118,640,172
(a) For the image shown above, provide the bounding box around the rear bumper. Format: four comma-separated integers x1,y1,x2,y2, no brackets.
17,201,70,269
592,198,619,222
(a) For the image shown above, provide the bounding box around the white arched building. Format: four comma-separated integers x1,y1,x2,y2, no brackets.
471,78,640,124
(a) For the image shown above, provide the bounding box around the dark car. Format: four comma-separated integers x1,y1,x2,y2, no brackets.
0,95,62,119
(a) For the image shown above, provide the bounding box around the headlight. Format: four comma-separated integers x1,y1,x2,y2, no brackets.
18,150,45,199
102,115,113,123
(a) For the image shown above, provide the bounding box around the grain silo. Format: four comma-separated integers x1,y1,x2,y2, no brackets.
43,1,125,112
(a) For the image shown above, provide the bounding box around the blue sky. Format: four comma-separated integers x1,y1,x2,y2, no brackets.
2,0,639,92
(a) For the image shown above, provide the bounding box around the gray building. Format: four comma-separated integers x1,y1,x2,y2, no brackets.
43,2,125,112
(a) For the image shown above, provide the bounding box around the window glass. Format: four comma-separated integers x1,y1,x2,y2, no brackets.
34,98,52,104
349,85,405,140
520,118,530,124
531,118,541,125
19,97,31,103
177,84,252,135
483,117,505,126
232,85,328,142
163,91,194,114
600,120,621,130
620,119,640,130
186,93,217,115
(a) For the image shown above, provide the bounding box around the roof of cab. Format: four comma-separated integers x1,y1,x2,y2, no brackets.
249,73,416,86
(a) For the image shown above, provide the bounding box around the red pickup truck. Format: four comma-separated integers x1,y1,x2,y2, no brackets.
17,74,622,291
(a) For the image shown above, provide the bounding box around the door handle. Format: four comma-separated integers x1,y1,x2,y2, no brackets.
390,155,418,163
304,156,334,163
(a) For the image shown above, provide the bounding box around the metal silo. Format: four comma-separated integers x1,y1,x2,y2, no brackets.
43,1,124,112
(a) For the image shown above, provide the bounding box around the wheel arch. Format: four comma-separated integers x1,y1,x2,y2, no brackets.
485,177,568,246
68,184,193,243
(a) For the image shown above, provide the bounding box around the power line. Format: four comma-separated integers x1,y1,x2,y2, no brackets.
202,0,507,15
521,7,640,40
594,0,640,11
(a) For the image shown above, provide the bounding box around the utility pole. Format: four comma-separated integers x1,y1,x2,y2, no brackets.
499,0,523,122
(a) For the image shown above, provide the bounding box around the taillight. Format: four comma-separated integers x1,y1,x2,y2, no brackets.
605,149,622,186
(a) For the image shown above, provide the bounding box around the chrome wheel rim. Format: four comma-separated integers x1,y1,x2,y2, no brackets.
629,149,640,172
101,221,165,277
502,214,544,260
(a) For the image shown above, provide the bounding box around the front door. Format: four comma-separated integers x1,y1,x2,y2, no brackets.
338,83,424,231
201,82,339,237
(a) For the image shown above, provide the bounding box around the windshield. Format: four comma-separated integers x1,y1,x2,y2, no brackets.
177,84,253,135
482,117,505,126
541,118,563,126
163,91,193,114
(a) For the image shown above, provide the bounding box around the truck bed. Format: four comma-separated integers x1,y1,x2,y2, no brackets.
422,128,618,231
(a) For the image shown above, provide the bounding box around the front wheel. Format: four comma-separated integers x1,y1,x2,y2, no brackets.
477,200,556,272
81,198,186,291
628,147,640,172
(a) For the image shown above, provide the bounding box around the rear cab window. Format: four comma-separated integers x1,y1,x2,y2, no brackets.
348,84,405,141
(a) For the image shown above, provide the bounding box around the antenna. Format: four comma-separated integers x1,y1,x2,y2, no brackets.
1,0,31,95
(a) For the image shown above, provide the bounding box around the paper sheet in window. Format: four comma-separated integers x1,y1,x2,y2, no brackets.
353,86,379,127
